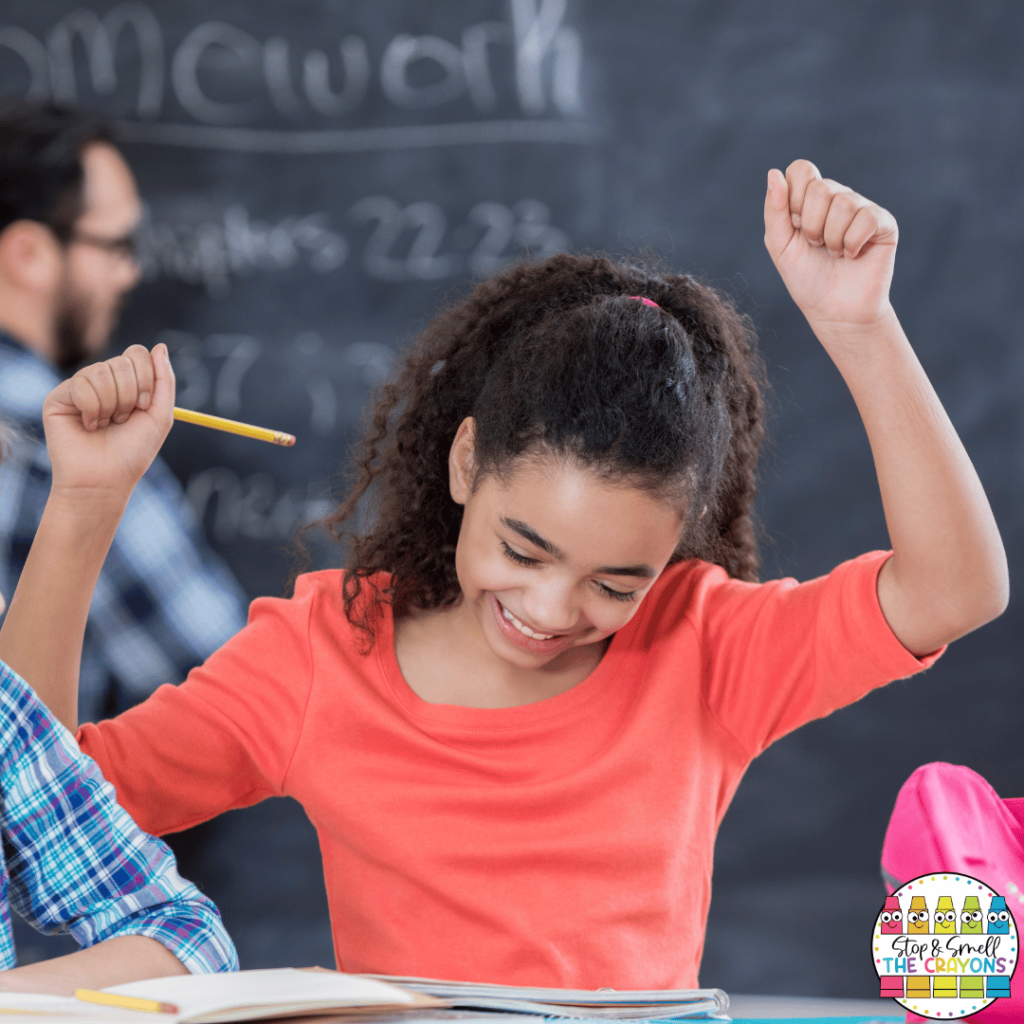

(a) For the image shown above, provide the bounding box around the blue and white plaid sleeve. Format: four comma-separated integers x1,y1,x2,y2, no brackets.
0,660,238,973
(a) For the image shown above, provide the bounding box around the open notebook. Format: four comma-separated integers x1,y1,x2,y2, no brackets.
363,975,728,1020
0,969,729,1023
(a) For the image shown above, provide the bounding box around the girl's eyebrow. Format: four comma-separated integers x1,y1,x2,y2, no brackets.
501,517,563,557
499,516,657,579
596,562,657,579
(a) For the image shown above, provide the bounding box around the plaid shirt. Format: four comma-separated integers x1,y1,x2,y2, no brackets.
0,659,237,972
0,332,248,721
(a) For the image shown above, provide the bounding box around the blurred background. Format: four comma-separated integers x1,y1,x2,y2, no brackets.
1,0,1021,999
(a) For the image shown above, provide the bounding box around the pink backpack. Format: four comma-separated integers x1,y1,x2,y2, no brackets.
881,762,1024,1023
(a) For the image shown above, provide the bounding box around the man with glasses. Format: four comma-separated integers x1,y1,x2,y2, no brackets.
0,101,248,722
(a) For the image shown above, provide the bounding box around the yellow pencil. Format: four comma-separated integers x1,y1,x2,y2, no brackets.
173,407,296,447
74,989,178,1014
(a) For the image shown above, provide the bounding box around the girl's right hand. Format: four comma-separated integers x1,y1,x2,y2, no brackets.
41,343,175,507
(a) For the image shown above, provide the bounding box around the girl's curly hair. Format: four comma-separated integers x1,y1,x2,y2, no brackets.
319,253,767,644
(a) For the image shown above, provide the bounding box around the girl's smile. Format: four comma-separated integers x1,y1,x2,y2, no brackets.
490,593,580,654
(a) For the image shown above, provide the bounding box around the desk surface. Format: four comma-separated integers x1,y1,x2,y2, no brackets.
728,993,903,1021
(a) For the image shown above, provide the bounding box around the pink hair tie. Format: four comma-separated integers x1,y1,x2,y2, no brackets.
628,295,661,309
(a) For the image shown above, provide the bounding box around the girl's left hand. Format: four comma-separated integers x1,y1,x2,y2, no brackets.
764,160,898,332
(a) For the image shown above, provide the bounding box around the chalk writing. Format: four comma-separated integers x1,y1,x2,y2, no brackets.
0,1,592,152
137,197,567,294
186,466,336,544
157,328,394,436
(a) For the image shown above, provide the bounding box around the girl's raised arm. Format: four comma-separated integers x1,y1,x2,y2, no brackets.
0,344,174,730
763,160,1008,655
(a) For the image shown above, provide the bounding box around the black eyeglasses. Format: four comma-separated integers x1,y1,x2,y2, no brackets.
69,229,139,263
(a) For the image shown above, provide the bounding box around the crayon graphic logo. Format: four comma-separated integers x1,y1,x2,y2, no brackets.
874,873,1018,1019
908,895,930,935
880,895,904,935
960,896,983,936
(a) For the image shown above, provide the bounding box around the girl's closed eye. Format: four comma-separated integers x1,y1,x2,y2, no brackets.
500,540,639,603
500,540,538,566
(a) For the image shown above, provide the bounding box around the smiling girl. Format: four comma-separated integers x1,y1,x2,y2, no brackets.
0,161,1007,990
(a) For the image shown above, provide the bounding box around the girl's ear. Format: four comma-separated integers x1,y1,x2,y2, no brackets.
449,417,477,505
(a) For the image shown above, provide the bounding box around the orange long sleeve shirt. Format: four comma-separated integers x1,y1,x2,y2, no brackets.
78,551,938,989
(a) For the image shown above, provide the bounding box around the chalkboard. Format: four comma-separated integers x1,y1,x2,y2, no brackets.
2,0,1022,998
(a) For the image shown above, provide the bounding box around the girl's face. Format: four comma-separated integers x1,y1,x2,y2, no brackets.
449,420,684,672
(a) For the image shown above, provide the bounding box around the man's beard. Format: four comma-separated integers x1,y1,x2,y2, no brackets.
53,293,91,372
53,290,124,372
